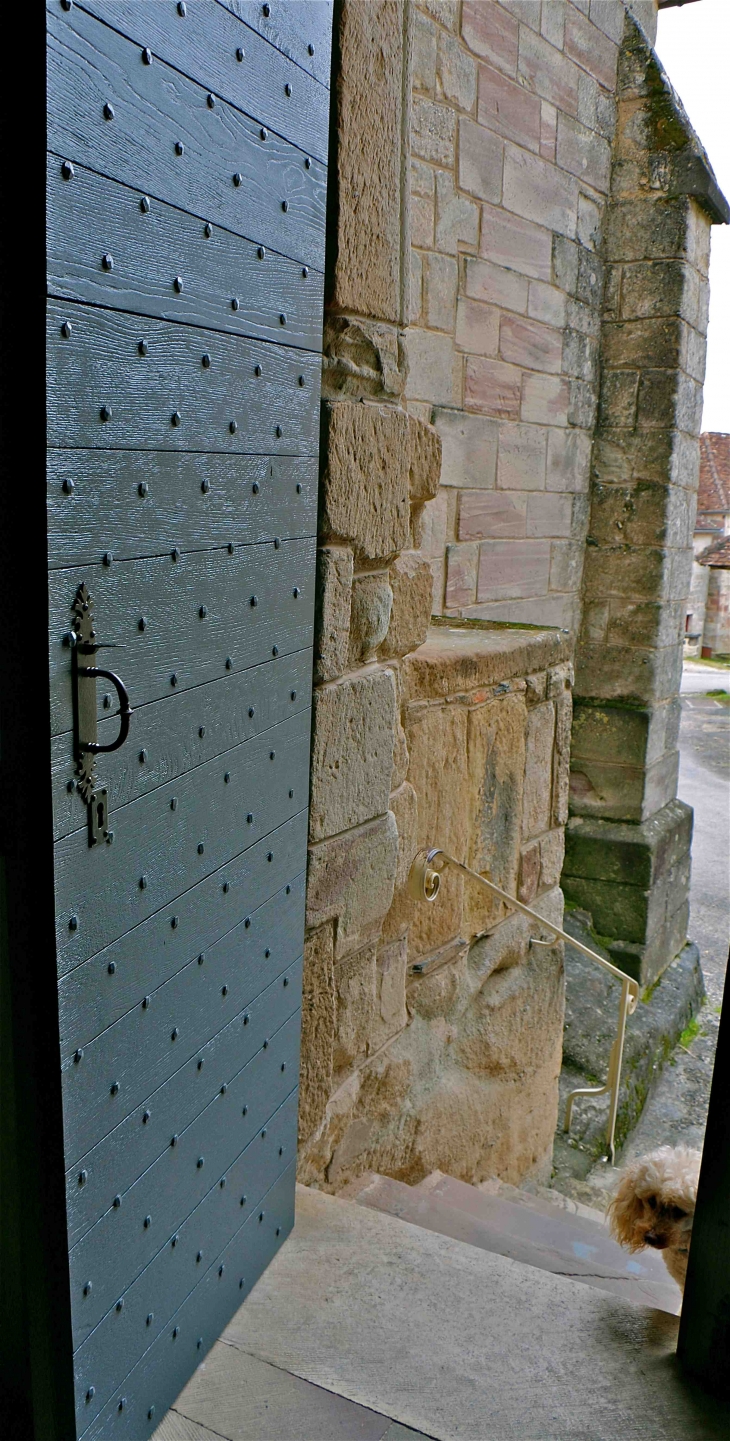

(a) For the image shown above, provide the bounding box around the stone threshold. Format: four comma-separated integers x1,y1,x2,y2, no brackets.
402,622,572,703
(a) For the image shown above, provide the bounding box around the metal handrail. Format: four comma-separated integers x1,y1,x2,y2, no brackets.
408,849,639,1165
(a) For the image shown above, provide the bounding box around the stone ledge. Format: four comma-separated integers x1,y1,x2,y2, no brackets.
401,621,573,702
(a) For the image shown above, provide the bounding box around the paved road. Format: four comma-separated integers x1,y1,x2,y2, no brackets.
680,662,730,696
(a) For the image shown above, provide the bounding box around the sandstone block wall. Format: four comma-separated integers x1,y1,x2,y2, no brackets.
406,0,632,633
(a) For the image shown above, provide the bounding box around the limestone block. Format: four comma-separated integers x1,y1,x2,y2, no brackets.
413,97,456,166
314,545,353,684
464,693,527,935
518,841,541,903
552,739,571,827
456,944,565,1080
548,661,574,698
413,8,437,93
424,252,458,332
497,422,547,491
298,922,335,1145
522,702,556,839
390,781,419,891
406,702,469,958
437,30,477,110
466,255,529,313
458,117,504,203
525,671,547,704
391,719,410,791
408,328,461,408
557,113,611,194
565,6,619,91
455,298,500,357
465,358,522,420
517,25,580,115
349,573,393,665
500,314,563,374
461,1,519,76
521,374,571,427
381,552,434,659
434,408,499,489
307,812,399,958
445,543,479,608
408,412,442,504
435,171,480,255
323,315,406,403
468,909,530,981
503,144,578,239
333,942,377,1075
310,670,397,842
540,828,565,890
459,491,527,540
331,0,402,323
477,539,551,603
321,402,411,563
480,202,553,282
478,63,541,153
373,937,409,1049
546,427,592,494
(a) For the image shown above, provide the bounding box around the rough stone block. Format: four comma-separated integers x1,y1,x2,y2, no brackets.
522,702,556,839
333,942,377,1074
465,256,528,313
540,828,565,890
518,841,541,903
459,490,527,540
307,811,400,958
373,937,409,1049
349,572,393,665
405,702,470,957
310,669,397,842
480,203,553,282
500,314,563,373
563,799,693,889
456,943,565,1085
498,422,547,491
478,62,541,151
298,922,335,1145
321,402,410,563
412,97,456,166
461,0,519,75
382,552,434,658
465,358,522,419
464,693,528,934
518,27,580,116
435,170,480,254
331,0,403,323
408,413,442,504
434,408,499,489
478,539,551,602
408,328,460,407
438,30,478,110
424,252,459,332
314,545,353,683
445,542,479,608
413,7,438,94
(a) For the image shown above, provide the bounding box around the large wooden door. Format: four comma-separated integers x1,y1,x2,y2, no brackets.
1,3,331,1436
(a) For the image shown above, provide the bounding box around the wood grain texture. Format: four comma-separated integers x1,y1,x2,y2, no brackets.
47,450,317,571
73,1095,298,1425
47,160,324,351
79,0,330,162
65,965,302,1248
48,536,315,736
47,5,326,267
81,1164,295,1441
61,879,304,1157
52,651,312,842
54,710,311,968
47,302,320,454
218,0,333,90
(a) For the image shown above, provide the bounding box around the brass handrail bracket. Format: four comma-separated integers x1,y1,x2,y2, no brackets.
408,848,639,1165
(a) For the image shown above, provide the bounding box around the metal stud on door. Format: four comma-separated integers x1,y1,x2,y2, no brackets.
4,4,331,1436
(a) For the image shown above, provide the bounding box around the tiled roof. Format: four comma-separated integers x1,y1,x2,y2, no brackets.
698,535,730,568
698,433,730,514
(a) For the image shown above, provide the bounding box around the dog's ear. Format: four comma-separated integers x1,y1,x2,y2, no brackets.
607,1166,646,1250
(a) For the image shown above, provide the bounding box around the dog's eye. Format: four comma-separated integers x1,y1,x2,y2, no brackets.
646,1196,657,1210
668,1206,687,1221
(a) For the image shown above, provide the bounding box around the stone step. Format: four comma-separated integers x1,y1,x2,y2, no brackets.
343,1171,681,1313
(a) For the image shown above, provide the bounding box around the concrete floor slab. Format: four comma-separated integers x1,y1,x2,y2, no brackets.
218,1185,729,1441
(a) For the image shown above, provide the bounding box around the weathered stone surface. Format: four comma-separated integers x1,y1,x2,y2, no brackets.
321,402,411,563
381,552,435,659
464,694,527,934
314,545,353,683
310,670,397,842
299,923,335,1145
389,780,419,891
540,827,565,890
518,841,541,903
373,936,409,1049
522,702,556,840
307,812,400,958
323,315,406,403
405,702,469,958
402,624,571,701
349,572,393,665
330,0,403,323
434,408,499,489
408,413,442,504
456,944,565,1084
333,942,377,1075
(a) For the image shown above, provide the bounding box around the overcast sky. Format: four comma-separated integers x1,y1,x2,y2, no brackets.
655,0,729,435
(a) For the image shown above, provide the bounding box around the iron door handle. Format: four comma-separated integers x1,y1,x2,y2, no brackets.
77,667,132,754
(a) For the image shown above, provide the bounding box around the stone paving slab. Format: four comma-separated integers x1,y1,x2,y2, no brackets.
215,1185,729,1441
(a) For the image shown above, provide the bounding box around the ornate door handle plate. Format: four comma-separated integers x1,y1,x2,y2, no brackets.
68,583,133,846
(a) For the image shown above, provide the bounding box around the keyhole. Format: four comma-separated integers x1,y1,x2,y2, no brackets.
96,800,105,831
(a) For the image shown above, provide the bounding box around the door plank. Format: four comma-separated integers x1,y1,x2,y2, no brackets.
47,5,326,267
65,970,302,1248
74,1094,298,1427
48,537,315,736
54,711,311,970
47,160,324,351
47,450,317,571
80,1164,295,1441
78,1,329,162
61,879,305,1160
47,302,320,453
52,651,312,843
217,0,333,90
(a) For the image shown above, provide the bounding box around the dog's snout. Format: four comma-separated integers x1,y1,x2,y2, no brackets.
644,1230,668,1249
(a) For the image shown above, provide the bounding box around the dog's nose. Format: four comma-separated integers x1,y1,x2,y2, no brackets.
645,1231,667,1249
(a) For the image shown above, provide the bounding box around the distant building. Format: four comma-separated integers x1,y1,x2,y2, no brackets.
685,433,730,656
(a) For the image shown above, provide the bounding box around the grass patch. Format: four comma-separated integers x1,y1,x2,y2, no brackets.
705,689,730,702
679,1017,701,1049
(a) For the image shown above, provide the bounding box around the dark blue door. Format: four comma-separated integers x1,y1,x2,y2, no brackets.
42,2,331,1434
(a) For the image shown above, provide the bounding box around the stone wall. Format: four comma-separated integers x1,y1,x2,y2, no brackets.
406,0,630,633
702,566,730,657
